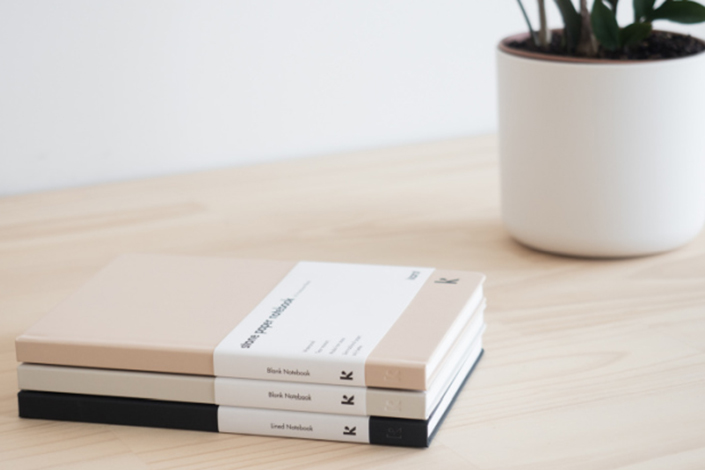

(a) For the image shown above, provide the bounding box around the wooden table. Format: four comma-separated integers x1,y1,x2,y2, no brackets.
1,136,704,469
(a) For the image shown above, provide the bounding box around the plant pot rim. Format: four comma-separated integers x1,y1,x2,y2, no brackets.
498,30,705,65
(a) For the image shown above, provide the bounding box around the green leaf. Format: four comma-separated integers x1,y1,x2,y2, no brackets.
620,22,653,47
651,0,705,24
634,0,656,21
592,0,622,50
554,0,582,50
607,0,619,10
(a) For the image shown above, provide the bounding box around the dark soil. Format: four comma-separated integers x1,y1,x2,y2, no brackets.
508,30,705,60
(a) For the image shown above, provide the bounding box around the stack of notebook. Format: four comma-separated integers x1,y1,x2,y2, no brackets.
16,254,486,447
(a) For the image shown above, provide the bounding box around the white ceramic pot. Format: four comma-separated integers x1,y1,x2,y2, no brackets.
497,34,705,257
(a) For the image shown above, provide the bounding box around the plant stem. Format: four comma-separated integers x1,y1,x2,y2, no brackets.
538,0,551,47
515,0,539,46
576,0,598,56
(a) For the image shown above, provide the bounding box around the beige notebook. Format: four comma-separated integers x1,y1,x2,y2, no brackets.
16,254,485,390
17,311,484,419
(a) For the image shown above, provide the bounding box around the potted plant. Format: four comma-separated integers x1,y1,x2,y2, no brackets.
498,0,705,257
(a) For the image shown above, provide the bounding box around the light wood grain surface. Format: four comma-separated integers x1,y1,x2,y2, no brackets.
1,136,704,469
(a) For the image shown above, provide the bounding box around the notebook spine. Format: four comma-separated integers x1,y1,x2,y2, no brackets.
18,390,218,432
215,377,427,418
369,416,430,447
17,391,432,447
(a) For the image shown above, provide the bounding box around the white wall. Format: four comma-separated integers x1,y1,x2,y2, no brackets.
1,1,704,196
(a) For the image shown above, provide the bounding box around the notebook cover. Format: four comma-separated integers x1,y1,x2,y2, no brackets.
18,310,484,419
16,254,485,390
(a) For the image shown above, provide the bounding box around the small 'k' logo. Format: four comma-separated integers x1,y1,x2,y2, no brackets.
434,278,459,284
341,395,355,405
386,427,403,439
340,371,353,380
343,426,357,436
